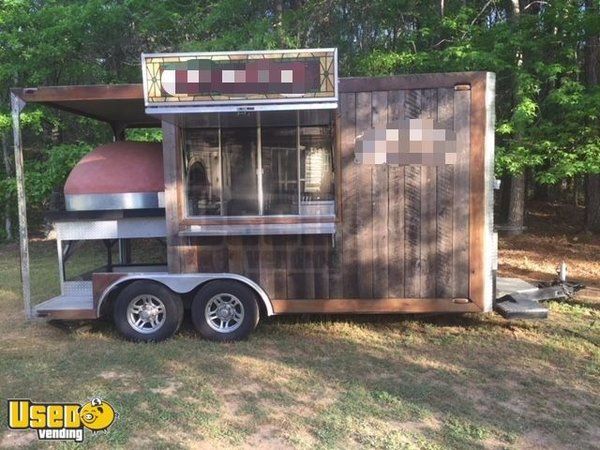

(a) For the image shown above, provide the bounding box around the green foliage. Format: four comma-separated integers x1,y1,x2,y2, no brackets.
0,0,598,238
0,110,44,133
126,128,163,142
0,144,91,215
26,144,91,208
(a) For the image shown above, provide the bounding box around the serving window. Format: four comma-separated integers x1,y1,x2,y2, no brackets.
182,111,335,222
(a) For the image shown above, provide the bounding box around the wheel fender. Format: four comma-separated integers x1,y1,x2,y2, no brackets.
97,273,274,316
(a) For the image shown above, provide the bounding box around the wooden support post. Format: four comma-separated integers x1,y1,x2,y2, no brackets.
469,73,495,312
11,92,32,319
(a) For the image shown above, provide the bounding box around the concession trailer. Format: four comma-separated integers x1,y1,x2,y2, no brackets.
10,48,498,341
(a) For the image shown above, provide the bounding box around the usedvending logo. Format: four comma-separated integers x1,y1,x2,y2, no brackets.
7,398,116,442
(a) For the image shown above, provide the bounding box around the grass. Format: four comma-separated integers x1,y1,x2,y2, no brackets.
0,204,599,449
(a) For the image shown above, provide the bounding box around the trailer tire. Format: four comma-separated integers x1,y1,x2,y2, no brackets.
191,281,259,342
113,281,183,342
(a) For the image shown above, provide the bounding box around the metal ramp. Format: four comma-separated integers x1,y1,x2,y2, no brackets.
34,282,96,320
495,277,548,319
496,277,538,297
494,267,584,320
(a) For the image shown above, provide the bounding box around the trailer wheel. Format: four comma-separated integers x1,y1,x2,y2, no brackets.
191,281,259,342
113,281,183,342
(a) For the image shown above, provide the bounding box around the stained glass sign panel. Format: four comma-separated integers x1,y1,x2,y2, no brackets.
142,49,337,108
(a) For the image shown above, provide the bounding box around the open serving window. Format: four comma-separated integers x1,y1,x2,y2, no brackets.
142,49,338,236
183,111,334,217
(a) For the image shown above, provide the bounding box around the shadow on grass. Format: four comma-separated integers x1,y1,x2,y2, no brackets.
47,310,516,339
36,308,597,448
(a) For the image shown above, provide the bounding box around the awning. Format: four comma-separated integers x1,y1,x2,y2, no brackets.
10,84,159,128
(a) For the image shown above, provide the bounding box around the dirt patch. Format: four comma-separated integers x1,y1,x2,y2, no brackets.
0,430,38,448
499,202,600,289
515,429,571,450
150,380,183,397
99,370,130,380
96,369,142,394
241,425,294,450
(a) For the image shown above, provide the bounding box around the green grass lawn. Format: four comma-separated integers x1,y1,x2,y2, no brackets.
0,240,598,449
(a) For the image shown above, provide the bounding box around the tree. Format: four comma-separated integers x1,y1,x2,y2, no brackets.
506,0,526,235
584,0,600,232
0,0,599,239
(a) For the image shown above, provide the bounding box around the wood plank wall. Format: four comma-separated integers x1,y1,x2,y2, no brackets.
171,73,494,305
186,83,473,301
339,85,471,300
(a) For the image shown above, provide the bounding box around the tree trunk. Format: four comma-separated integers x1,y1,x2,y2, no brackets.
532,179,549,202
584,3,599,86
585,175,600,232
505,0,525,234
574,177,583,207
275,0,284,46
584,0,599,231
1,132,13,240
507,173,525,234
498,175,512,222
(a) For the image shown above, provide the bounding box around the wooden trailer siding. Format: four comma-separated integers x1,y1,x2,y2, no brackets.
403,89,422,298
470,73,496,312
387,90,406,299
371,90,389,299
355,91,374,299
189,235,332,300
270,298,481,314
340,92,359,298
169,72,494,313
454,86,471,298
337,85,470,301
436,87,455,299
420,88,437,299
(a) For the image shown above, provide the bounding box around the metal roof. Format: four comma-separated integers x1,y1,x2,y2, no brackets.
10,84,159,128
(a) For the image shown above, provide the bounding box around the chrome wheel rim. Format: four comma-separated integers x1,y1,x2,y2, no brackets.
126,295,166,334
205,294,244,333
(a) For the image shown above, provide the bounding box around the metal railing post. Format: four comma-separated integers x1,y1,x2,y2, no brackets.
11,92,32,319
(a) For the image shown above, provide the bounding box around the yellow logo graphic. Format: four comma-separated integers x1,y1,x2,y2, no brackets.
8,398,116,442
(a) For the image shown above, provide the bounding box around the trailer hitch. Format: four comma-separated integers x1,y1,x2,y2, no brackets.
494,262,585,320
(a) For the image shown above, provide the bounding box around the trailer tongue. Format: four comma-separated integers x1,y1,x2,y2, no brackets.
494,263,585,319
